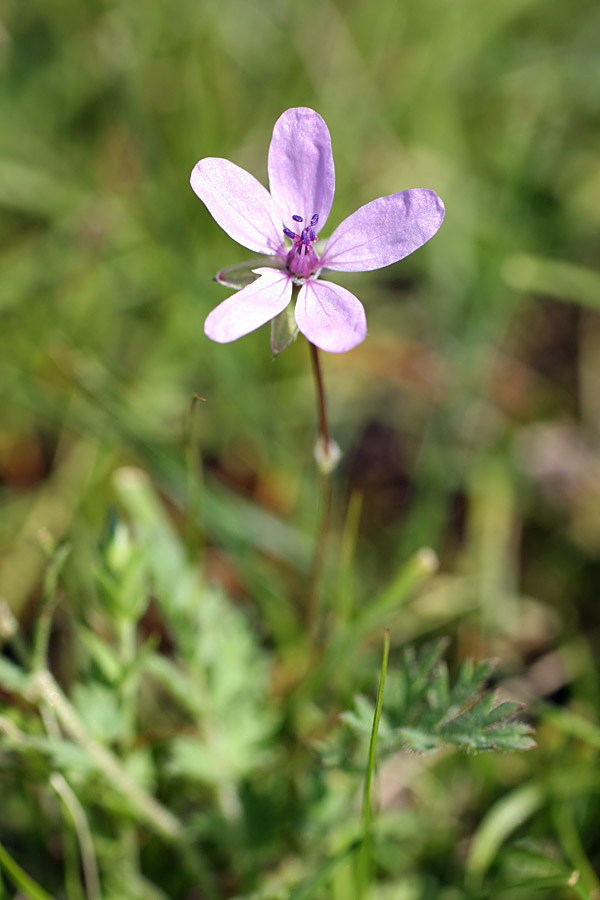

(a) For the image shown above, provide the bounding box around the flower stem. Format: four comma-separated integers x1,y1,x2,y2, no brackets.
307,470,332,637
309,341,331,453
0,838,57,900
356,627,390,900
306,341,336,637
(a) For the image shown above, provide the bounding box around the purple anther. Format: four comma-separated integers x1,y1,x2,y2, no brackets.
283,227,296,240
292,214,303,222
307,226,317,241
310,213,319,227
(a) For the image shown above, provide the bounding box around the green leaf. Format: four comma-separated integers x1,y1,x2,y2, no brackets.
0,657,28,692
78,627,122,683
496,845,591,900
503,253,600,312
110,471,275,786
466,783,545,884
341,640,535,758
71,683,124,743
0,724,94,775
0,838,58,900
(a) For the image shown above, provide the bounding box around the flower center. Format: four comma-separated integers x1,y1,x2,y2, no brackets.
283,213,319,278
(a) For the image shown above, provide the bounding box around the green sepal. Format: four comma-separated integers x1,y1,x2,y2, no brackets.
214,256,283,290
271,303,298,357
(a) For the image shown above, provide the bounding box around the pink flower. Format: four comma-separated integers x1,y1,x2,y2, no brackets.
190,107,445,354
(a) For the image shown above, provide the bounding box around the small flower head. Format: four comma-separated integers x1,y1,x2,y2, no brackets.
190,108,445,354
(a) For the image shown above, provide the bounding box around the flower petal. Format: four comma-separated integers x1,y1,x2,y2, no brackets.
295,279,367,353
320,189,445,272
204,269,292,343
191,158,283,255
268,108,335,235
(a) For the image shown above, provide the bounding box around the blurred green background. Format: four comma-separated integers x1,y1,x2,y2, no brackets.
1,0,600,897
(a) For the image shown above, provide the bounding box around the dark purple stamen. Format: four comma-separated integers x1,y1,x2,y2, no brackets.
283,213,319,244
282,212,320,278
